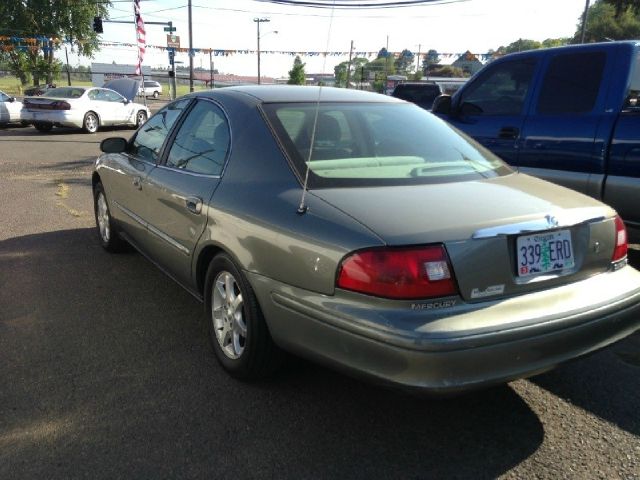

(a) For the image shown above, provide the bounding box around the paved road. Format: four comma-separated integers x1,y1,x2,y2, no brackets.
0,122,639,479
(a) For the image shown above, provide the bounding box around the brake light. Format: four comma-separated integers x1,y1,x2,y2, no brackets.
337,245,458,299
51,101,71,110
612,215,628,263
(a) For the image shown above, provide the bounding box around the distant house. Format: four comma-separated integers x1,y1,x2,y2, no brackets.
91,63,152,86
451,51,484,76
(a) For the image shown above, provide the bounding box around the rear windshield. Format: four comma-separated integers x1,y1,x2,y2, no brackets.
263,102,511,188
43,87,86,98
392,84,441,103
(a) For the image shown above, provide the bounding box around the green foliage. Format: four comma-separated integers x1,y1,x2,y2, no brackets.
422,49,440,74
0,0,110,85
287,56,306,85
577,1,640,42
429,65,468,78
394,49,415,75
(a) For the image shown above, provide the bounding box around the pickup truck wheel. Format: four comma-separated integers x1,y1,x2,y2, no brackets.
34,122,53,132
93,182,128,252
83,112,99,133
204,253,284,380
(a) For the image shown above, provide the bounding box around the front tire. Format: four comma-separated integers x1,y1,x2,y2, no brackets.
135,110,147,128
93,182,128,252
152,91,159,99
204,253,283,380
83,111,99,133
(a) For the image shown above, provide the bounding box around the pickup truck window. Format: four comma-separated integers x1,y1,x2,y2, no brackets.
536,51,606,114
625,52,640,109
458,59,537,116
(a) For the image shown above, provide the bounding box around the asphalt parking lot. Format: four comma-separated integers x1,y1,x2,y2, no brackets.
1,117,639,479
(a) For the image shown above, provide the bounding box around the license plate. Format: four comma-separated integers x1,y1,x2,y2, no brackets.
517,229,574,277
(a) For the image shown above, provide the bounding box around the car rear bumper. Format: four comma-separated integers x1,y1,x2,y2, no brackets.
248,266,640,394
22,110,83,128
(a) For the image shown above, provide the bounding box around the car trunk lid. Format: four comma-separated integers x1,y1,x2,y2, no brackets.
312,173,618,301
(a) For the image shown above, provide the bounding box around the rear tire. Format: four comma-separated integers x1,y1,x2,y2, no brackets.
204,253,284,380
152,91,159,99
93,182,128,253
34,122,53,132
83,111,99,133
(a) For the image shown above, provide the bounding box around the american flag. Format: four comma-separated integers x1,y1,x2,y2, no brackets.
133,0,146,75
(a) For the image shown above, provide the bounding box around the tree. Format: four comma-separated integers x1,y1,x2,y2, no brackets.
287,56,306,85
421,49,440,75
394,49,415,75
603,0,640,18
0,0,110,85
576,1,640,42
334,57,368,88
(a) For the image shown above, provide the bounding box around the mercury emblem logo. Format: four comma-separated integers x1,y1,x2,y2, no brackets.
545,214,559,228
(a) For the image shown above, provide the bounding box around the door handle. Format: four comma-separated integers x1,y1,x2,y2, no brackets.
132,176,142,190
498,126,519,139
185,196,203,214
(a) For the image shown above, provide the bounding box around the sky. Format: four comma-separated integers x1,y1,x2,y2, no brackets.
77,0,590,78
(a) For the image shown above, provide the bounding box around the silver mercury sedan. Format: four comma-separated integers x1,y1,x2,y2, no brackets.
92,86,640,394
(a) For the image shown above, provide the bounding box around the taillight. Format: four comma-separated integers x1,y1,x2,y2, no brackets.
612,215,628,263
52,101,71,110
337,245,458,299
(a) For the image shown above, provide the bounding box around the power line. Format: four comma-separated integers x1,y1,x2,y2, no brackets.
253,0,468,7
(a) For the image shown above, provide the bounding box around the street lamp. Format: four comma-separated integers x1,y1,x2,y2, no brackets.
254,17,270,85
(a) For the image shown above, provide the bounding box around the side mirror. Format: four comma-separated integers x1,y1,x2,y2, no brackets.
100,137,128,153
9,97,16,103
431,94,452,115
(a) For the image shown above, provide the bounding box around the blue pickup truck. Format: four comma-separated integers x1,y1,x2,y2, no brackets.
432,41,640,240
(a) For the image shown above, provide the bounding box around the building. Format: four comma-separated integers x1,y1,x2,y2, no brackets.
451,51,485,76
91,63,152,86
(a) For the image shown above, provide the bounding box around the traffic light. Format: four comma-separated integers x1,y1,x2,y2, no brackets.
93,16,103,34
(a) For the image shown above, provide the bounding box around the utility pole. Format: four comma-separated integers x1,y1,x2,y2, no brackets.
254,18,270,85
346,40,354,89
580,0,590,43
188,0,194,92
64,46,71,86
415,43,421,78
209,50,214,89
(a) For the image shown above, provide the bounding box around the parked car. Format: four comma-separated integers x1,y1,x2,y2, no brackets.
92,86,640,394
391,82,443,110
22,79,149,133
0,89,24,126
138,80,162,99
432,41,640,241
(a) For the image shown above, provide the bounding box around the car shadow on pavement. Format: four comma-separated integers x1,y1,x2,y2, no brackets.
528,247,640,437
1,228,544,479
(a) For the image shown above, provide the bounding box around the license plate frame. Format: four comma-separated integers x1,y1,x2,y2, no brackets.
516,229,575,277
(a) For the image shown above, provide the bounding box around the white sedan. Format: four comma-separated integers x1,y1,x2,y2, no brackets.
22,79,150,133
0,89,24,126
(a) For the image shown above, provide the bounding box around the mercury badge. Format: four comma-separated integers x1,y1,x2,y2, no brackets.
545,214,559,228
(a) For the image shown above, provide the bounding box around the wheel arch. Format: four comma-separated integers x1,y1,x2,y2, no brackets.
85,110,101,126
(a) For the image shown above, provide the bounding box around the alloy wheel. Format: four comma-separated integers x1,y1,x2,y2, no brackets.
96,191,110,243
212,271,247,359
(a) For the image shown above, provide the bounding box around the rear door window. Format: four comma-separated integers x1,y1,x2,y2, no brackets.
536,51,606,114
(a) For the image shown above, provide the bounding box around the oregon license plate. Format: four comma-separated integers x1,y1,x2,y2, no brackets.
517,229,574,277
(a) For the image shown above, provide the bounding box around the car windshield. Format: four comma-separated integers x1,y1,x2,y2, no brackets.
263,102,511,188
43,87,86,99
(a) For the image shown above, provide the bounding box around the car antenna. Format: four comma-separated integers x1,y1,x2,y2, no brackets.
297,2,336,215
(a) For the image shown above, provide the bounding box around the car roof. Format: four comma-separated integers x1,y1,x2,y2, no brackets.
190,85,403,105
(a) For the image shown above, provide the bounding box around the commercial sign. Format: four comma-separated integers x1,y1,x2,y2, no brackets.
166,34,180,49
